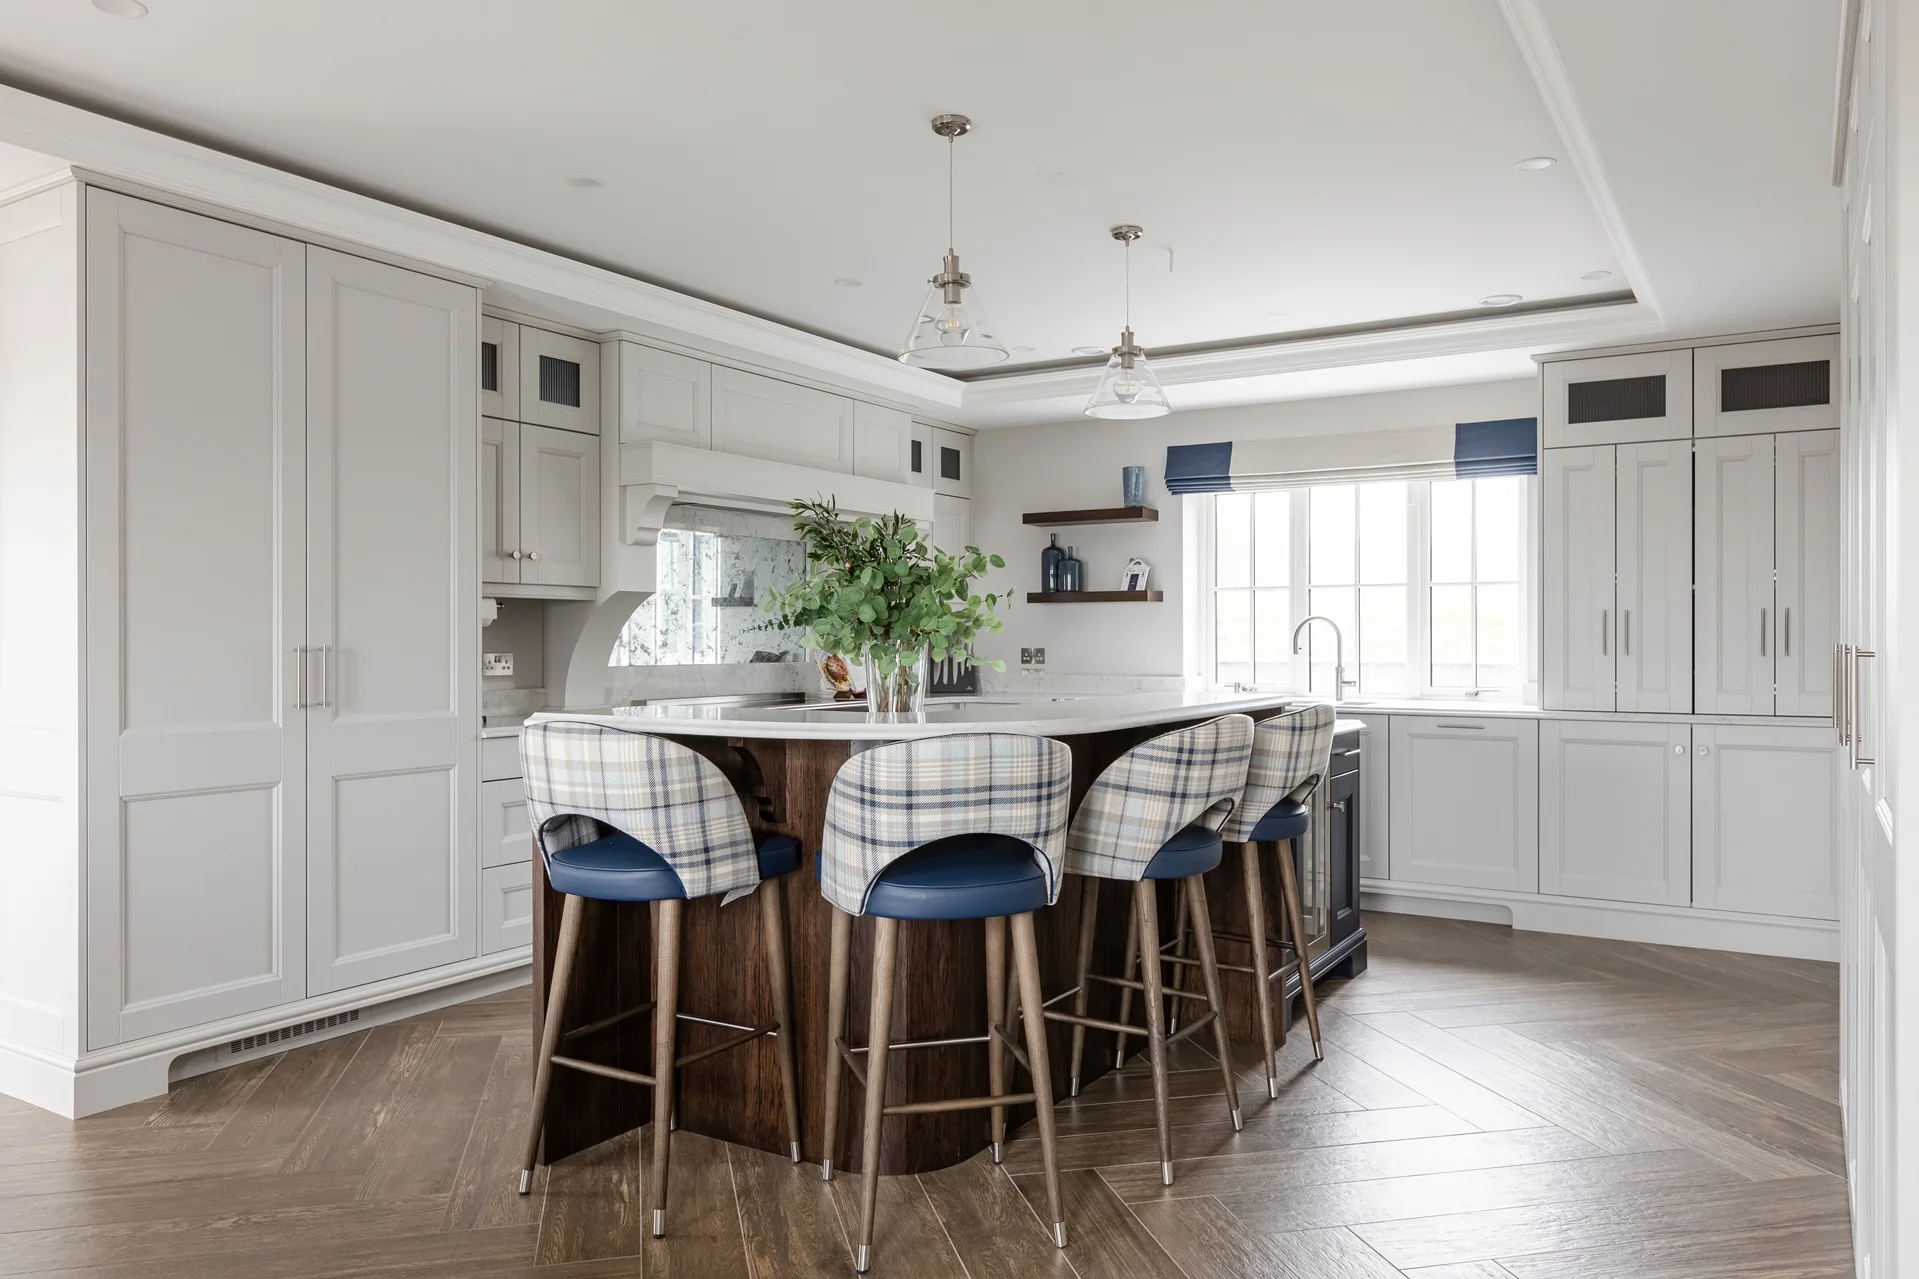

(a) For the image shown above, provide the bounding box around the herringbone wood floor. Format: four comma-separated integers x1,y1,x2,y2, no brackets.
0,914,1851,1278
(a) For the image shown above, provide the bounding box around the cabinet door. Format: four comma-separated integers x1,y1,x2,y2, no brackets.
481,777,532,869
1696,434,1777,714
1776,430,1839,716
83,192,309,1046
711,367,853,469
932,494,972,556
853,401,912,483
932,426,973,497
1356,715,1389,881
305,247,479,995
1616,439,1693,712
617,341,710,447
518,326,601,434
1540,721,1691,905
481,862,534,954
1324,756,1361,949
520,424,602,588
481,416,521,584
1692,725,1837,919
909,421,934,489
479,316,518,420
1541,446,1615,710
1542,349,1694,448
1388,716,1539,892
1693,335,1837,438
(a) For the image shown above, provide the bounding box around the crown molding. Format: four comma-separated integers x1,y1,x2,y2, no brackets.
0,85,962,413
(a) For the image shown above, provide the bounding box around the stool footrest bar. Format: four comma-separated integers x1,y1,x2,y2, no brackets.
1163,1010,1217,1048
558,1000,657,1044
1087,972,1211,1002
992,1024,1032,1073
1042,1009,1150,1038
883,1092,1037,1117
673,1024,774,1071
550,1056,656,1087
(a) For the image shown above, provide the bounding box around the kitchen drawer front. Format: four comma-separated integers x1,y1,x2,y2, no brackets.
482,776,532,869
482,862,534,954
482,735,523,781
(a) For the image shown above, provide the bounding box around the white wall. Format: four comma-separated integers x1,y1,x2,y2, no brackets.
969,378,1539,678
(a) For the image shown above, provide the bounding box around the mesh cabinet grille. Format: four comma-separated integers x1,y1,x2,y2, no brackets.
1721,360,1830,413
480,341,499,393
539,355,583,408
1567,374,1666,424
229,1009,360,1055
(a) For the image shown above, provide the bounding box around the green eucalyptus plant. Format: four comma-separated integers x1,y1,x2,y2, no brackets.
764,497,1008,707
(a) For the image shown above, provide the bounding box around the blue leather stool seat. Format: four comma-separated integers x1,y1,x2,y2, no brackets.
1248,798,1310,843
862,833,1049,921
1142,823,1224,880
547,830,801,901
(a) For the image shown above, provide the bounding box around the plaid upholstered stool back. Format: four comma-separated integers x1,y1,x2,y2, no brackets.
819,732,1073,916
1063,713,1256,881
1219,703,1337,845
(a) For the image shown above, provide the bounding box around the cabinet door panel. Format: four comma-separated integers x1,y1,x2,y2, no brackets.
1387,716,1539,892
932,494,972,556
479,316,518,420
83,192,308,1046
481,777,532,869
1540,721,1691,905
306,248,478,995
1776,430,1839,716
481,862,534,954
1616,439,1693,712
932,426,973,497
1692,725,1837,918
520,424,601,588
909,421,934,489
1542,446,1615,710
1694,335,1837,438
1543,350,1694,447
518,326,601,434
618,342,711,447
481,416,521,584
711,367,853,469
1357,716,1389,881
1696,435,1776,713
853,401,912,483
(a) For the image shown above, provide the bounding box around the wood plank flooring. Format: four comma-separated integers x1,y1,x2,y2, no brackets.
0,913,1852,1277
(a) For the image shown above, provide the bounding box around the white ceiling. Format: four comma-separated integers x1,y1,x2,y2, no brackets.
0,0,1841,423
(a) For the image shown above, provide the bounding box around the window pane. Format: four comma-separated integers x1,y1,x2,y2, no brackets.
1359,482,1407,584
1431,479,1472,583
1254,588,1291,686
1431,583,1474,688
1216,494,1251,588
1253,491,1289,587
1359,586,1408,694
1216,588,1252,685
1306,585,1356,696
1477,582,1521,688
1310,486,1356,584
1476,477,1522,581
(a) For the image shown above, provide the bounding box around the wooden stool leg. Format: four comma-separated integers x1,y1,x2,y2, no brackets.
1166,881,1193,1033
854,916,901,1274
518,893,584,1194
1132,881,1175,1186
1238,840,1282,1099
1272,837,1323,1060
820,907,853,1181
1114,901,1140,1069
985,914,1008,1160
649,898,684,1237
1011,911,1068,1249
1066,878,1099,1096
758,877,803,1163
1185,874,1243,1131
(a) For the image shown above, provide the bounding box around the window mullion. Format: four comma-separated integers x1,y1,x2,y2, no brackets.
1412,481,1433,698
1292,491,1310,694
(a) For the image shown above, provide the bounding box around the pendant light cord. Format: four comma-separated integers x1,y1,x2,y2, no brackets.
947,134,956,254
1124,236,1132,328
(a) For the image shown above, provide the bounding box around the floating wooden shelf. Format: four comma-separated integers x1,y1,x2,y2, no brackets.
1026,590,1165,603
1022,505,1159,527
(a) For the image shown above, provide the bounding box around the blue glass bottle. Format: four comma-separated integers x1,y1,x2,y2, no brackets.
1041,533,1064,593
1060,546,1082,593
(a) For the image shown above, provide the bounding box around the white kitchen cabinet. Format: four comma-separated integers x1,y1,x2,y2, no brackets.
482,734,524,782
1616,439,1693,712
711,366,853,470
481,416,521,584
1540,720,1691,906
1542,446,1615,711
1692,725,1836,919
304,246,480,996
1776,430,1840,716
617,341,711,448
931,425,973,498
480,315,519,420
519,424,602,588
932,494,972,556
1693,335,1838,438
1356,715,1389,880
1695,434,1777,714
1388,716,1539,892
909,421,935,489
1542,349,1693,448
481,777,532,869
481,862,535,954
518,324,601,434
853,401,912,483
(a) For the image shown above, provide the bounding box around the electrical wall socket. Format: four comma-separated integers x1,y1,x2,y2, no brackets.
1032,647,1046,665
1020,647,1034,666
482,653,514,677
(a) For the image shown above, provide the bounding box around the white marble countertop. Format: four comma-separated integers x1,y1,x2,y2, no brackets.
528,689,1297,741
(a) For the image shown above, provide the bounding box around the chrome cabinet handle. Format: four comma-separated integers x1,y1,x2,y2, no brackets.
1330,798,1350,813
1697,744,1710,756
1853,648,1877,767
1623,610,1631,657
509,550,523,560
1760,608,1768,657
526,551,541,562
319,645,332,709
293,646,307,709
1600,610,1608,657
1783,607,1791,657
1837,643,1851,746
1437,723,1485,731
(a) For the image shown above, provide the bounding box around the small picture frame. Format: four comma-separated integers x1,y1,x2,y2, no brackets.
1122,557,1151,592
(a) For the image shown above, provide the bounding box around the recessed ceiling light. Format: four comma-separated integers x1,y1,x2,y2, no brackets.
1479,294,1523,306
1580,269,1613,281
563,175,603,189
1072,345,1109,357
1514,156,1556,171
833,277,862,287
1012,345,1035,354
92,0,148,14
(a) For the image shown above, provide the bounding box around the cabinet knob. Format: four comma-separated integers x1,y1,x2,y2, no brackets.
1697,745,1710,756
1673,744,1685,754
509,550,523,560
527,551,540,561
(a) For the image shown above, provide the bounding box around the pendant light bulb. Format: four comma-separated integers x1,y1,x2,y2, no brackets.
900,116,1010,370
1085,226,1171,419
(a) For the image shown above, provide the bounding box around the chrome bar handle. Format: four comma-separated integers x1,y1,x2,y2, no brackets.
293,647,307,710
1623,610,1631,657
1854,648,1877,767
1783,607,1791,657
1760,608,1768,658
320,645,332,709
1600,610,1608,657
1836,643,1850,747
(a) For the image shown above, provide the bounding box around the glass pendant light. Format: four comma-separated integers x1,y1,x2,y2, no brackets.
899,114,1010,370
1084,224,1171,419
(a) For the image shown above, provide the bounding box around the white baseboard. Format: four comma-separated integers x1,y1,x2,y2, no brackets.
1362,880,1839,962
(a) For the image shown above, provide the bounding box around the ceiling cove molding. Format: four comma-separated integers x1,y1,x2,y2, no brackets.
1494,0,1664,321
957,296,1660,409
0,85,962,412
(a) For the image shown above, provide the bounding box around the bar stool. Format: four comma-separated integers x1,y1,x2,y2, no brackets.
1046,714,1255,1188
816,733,1072,1274
516,720,804,1238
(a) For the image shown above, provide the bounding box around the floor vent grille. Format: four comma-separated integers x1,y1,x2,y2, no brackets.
229,1009,360,1055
